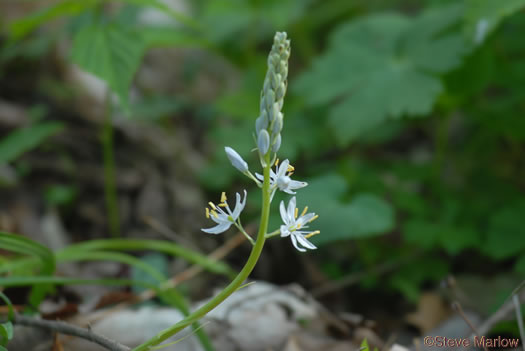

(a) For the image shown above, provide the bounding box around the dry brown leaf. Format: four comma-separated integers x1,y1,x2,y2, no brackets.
405,292,451,333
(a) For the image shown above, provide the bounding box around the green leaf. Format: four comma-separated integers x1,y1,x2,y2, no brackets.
0,322,13,345
361,338,370,351
0,293,14,322
0,276,154,289
485,201,525,259
71,21,146,108
0,232,56,309
465,0,525,44
117,0,200,30
515,255,525,274
9,0,98,39
71,20,204,109
58,239,235,277
403,220,480,254
0,122,63,164
298,174,394,245
0,344,6,351
295,4,467,146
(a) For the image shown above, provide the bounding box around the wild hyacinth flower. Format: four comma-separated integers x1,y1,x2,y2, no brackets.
255,32,290,163
202,190,247,234
138,32,319,351
279,197,319,252
256,159,307,198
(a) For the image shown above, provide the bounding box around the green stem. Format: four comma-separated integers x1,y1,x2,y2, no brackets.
132,153,272,351
101,92,120,237
265,229,281,239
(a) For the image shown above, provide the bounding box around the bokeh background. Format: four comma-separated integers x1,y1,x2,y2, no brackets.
0,0,524,347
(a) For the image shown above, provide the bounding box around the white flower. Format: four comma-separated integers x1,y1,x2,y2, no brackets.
225,147,248,173
256,159,307,195
202,190,247,234
279,197,319,252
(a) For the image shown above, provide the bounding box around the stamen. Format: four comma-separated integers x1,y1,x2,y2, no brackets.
287,164,295,172
211,210,219,218
301,206,308,217
205,207,210,218
220,192,227,203
294,207,298,219
208,202,216,210
305,230,320,239
218,203,227,207
308,215,319,223
275,158,280,166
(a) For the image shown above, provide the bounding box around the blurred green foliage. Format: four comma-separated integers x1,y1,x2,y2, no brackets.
1,0,524,305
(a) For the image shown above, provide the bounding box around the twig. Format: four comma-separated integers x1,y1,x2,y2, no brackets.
475,285,525,337
452,302,489,351
512,295,525,351
12,314,130,351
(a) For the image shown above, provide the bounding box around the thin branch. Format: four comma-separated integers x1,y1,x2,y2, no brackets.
475,285,525,337
452,302,489,351
512,295,525,351
12,314,130,351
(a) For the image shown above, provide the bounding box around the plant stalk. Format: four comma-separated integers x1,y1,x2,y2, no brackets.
132,153,272,351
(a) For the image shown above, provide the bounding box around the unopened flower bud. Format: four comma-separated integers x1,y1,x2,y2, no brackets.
272,134,281,153
258,130,270,155
255,113,268,135
225,146,248,173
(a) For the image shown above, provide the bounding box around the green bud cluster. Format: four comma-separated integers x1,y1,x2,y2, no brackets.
256,32,290,159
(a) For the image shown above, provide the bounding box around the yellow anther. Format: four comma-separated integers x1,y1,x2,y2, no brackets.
308,215,319,223
305,230,320,239
294,207,298,219
287,164,295,172
208,202,216,210
205,207,210,218
211,210,219,218
301,206,309,217
218,203,227,207
220,192,227,203
275,158,280,166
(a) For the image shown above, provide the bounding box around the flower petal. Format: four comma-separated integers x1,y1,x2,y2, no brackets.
280,199,289,224
295,234,317,250
232,190,247,219
287,196,296,220
290,234,306,252
289,180,308,190
201,222,232,234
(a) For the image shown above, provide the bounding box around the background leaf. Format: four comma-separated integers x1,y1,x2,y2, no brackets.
295,5,467,145
0,122,63,164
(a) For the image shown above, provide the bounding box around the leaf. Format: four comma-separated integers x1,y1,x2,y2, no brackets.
465,0,525,45
485,201,525,259
0,322,13,344
58,239,235,277
9,0,98,39
515,255,525,274
71,20,205,109
0,122,63,164
0,232,56,309
118,0,200,30
0,293,14,321
298,174,394,245
403,220,480,255
295,4,467,146
71,21,146,108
